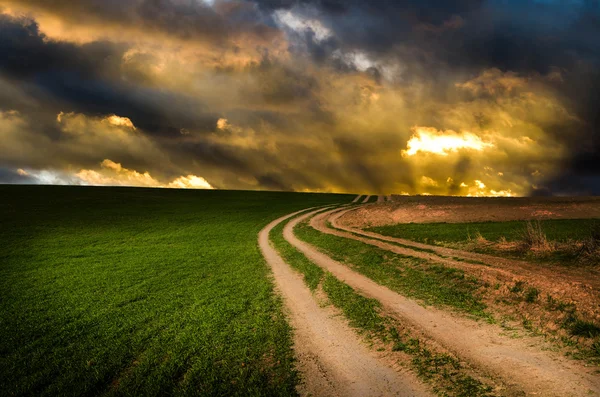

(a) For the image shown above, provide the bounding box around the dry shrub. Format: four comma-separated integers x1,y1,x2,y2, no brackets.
467,231,493,250
578,223,600,265
474,231,488,244
496,235,519,251
518,220,554,253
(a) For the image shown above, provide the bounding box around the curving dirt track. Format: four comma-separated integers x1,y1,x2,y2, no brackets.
352,194,362,203
362,195,371,203
285,208,600,397
259,209,432,397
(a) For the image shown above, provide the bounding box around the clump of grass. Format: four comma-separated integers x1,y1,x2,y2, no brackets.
592,340,600,357
509,282,540,304
509,281,525,294
524,287,539,303
578,223,600,265
546,294,577,313
469,231,493,249
571,319,600,338
519,220,554,252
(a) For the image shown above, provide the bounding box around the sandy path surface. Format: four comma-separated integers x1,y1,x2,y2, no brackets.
259,209,431,397
285,209,600,397
362,195,371,203
377,195,385,203
352,195,362,203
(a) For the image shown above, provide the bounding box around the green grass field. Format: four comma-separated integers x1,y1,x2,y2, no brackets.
368,219,600,265
369,219,600,244
0,185,350,396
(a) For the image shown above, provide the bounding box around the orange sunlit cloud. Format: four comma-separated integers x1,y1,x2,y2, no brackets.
76,159,213,189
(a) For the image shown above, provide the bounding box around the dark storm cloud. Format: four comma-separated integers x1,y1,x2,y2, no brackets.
0,16,120,79
448,156,472,195
0,14,218,135
4,0,275,43
257,0,600,194
260,0,599,83
256,173,291,191
333,136,386,193
243,55,320,105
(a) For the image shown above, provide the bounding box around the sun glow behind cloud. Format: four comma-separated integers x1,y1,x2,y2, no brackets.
403,127,494,157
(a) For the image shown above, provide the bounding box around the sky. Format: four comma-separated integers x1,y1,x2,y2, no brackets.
0,0,598,195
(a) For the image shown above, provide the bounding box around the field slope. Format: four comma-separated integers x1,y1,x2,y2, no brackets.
0,185,350,396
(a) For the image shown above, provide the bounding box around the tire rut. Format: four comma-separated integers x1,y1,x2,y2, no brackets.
259,209,431,397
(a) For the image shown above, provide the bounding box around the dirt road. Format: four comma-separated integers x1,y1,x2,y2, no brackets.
259,209,431,397
352,195,362,203
285,208,600,397
362,195,371,203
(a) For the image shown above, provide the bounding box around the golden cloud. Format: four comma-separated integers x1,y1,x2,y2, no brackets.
455,68,528,95
76,159,213,189
104,115,136,130
168,175,213,189
76,159,161,187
